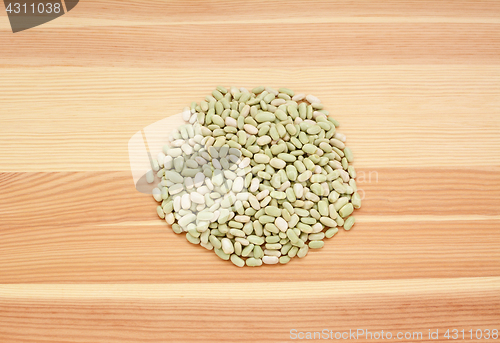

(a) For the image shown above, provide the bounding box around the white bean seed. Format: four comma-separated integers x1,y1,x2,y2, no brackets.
221,238,234,254
262,256,279,264
225,117,237,127
292,93,305,101
190,192,205,204
306,94,321,104
182,107,191,121
275,217,288,232
146,170,154,183
244,124,258,135
232,177,244,192
181,193,191,210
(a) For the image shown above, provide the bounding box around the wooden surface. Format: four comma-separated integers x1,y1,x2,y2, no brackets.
1,1,499,342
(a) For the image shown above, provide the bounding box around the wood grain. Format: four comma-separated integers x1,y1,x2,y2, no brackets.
1,66,499,171
0,287,497,342
0,0,499,342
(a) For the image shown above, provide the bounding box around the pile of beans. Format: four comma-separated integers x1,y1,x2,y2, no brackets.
150,86,361,267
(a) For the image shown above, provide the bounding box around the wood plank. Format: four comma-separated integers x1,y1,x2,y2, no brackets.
53,0,500,23
0,66,499,171
1,215,498,282
3,0,500,26
1,24,499,67
1,168,499,230
0,279,499,342
1,277,500,299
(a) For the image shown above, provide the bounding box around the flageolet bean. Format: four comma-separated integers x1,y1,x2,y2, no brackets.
288,246,299,257
339,203,354,218
308,232,325,241
252,245,263,258
255,112,276,123
351,192,362,209
264,206,281,217
241,243,255,257
319,217,337,227
266,235,280,243
254,153,270,164
265,243,282,250
246,257,263,266
231,254,245,267
215,248,230,260
286,228,300,243
270,158,286,169
343,216,355,231
297,170,312,182
325,227,339,238
279,255,291,264
343,147,353,162
334,197,350,211
297,245,309,258
278,87,294,97
156,206,165,219
209,235,222,249
302,144,317,154
308,240,324,249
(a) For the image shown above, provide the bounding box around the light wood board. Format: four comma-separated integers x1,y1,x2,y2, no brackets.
0,1,499,342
